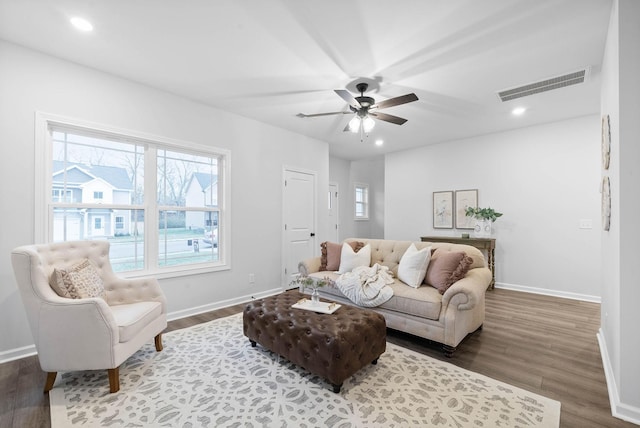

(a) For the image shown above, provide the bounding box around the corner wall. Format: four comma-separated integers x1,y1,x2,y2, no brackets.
599,0,640,423
0,41,330,360
385,116,601,299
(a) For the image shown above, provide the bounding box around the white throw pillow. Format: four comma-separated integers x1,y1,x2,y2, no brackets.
397,244,432,288
338,243,371,274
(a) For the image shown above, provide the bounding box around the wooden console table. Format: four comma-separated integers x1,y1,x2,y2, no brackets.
420,236,496,289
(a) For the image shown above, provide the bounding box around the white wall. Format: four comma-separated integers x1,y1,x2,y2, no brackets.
599,0,640,423
329,156,385,241
0,41,330,359
385,116,601,299
351,157,385,239
329,156,352,240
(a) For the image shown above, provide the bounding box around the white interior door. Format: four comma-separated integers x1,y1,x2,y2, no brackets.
283,169,316,288
329,182,339,242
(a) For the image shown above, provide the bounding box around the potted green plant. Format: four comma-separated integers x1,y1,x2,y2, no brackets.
465,207,503,237
289,275,331,303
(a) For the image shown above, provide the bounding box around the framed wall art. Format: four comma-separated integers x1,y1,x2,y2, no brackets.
602,176,611,231
433,191,454,229
602,114,611,170
455,189,478,229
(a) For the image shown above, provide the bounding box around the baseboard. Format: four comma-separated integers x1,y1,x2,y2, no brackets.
495,282,601,303
597,329,640,425
166,287,282,322
0,344,37,365
0,288,283,364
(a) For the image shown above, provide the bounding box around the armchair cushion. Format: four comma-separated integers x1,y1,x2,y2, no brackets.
111,301,163,343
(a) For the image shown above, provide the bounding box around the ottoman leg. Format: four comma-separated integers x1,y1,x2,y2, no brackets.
250,340,256,347
332,383,342,393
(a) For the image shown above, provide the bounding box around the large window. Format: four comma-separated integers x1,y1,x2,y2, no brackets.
354,183,369,220
37,114,229,276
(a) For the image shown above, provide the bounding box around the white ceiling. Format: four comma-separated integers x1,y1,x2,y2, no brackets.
0,0,612,160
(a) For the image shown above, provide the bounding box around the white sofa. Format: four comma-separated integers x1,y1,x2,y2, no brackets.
298,238,491,356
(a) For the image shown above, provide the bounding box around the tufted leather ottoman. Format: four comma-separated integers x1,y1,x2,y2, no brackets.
243,291,386,393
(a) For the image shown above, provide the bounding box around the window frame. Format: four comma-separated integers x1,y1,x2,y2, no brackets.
354,182,369,220
35,112,231,279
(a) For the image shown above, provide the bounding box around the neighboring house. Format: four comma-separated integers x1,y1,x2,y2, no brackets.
52,161,133,240
184,171,218,231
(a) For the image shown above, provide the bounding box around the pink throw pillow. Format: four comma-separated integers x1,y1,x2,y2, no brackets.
425,250,473,294
320,241,364,271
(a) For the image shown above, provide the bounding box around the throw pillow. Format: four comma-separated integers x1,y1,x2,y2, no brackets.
52,259,106,299
425,250,474,294
338,243,371,274
320,241,365,271
397,244,432,288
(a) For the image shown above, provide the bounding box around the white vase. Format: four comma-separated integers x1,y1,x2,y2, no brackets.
474,219,492,238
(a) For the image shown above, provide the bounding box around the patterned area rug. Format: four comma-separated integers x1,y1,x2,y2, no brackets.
50,313,560,427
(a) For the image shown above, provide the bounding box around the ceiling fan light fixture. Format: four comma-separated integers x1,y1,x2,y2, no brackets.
348,116,361,133
362,116,375,133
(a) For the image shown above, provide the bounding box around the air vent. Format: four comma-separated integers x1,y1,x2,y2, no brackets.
497,68,590,102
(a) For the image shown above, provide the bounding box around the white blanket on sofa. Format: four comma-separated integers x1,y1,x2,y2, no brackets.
335,263,394,307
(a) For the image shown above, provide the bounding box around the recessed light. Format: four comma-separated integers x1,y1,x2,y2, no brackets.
70,16,93,32
512,107,526,116
375,139,384,146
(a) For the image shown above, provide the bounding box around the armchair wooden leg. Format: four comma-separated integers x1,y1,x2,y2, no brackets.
44,372,57,393
155,333,163,352
108,368,120,393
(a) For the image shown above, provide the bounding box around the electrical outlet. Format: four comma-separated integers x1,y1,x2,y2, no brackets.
249,273,255,284
579,219,593,229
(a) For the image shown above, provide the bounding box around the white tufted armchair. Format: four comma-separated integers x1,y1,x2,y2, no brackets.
11,240,167,393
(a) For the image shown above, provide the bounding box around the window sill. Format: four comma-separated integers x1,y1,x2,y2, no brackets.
122,263,230,280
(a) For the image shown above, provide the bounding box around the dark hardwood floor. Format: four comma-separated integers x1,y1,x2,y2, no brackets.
0,288,635,428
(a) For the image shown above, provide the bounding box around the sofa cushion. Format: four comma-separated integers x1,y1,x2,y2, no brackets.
380,281,442,320
309,274,442,321
110,301,163,343
338,243,371,274
425,250,474,294
397,244,431,288
320,241,364,271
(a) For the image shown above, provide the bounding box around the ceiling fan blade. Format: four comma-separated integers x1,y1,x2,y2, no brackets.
297,111,351,118
372,93,418,110
370,112,408,125
334,89,361,109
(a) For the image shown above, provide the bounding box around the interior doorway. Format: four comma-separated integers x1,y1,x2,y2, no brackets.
283,168,316,288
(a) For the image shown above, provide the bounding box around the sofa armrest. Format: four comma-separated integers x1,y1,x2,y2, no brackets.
441,267,491,311
298,257,322,276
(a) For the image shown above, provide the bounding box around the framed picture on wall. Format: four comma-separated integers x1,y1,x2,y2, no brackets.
455,189,478,229
433,191,454,229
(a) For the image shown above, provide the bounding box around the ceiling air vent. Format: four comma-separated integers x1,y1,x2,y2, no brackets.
497,68,590,102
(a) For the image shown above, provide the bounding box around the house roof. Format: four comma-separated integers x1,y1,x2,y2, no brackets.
52,161,133,190
190,172,217,192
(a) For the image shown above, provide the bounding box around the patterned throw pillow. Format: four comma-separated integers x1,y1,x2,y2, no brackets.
52,259,106,299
